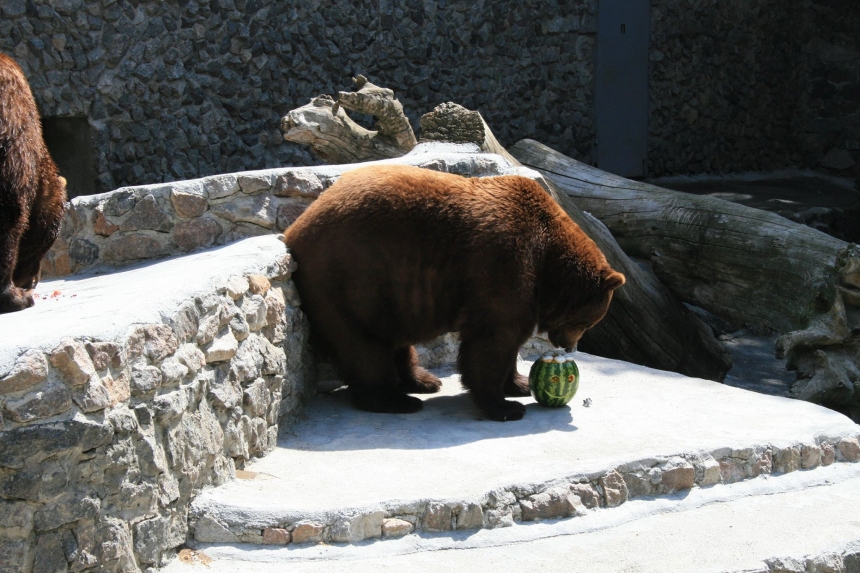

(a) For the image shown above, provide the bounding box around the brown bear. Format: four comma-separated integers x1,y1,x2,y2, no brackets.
283,164,625,421
0,53,67,314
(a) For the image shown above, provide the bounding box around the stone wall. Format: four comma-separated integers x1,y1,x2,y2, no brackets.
0,252,312,573
647,0,806,176
794,0,860,177
0,0,597,196
648,0,860,179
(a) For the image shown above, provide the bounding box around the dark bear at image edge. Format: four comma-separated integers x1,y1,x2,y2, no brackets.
0,53,67,314
282,165,625,422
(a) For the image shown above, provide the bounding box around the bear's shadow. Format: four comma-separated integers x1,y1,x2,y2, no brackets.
279,380,578,452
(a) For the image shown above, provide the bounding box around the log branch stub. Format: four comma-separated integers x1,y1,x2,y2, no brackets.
279,77,416,164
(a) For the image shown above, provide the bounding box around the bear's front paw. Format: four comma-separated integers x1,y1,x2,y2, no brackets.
503,373,531,397
352,390,423,414
0,286,34,314
484,399,527,422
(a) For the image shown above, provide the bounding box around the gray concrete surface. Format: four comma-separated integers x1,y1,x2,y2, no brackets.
166,464,860,573
193,354,857,518
0,235,288,374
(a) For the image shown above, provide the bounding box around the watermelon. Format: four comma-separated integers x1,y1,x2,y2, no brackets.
529,351,580,407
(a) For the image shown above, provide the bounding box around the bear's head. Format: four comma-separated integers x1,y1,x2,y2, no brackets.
544,269,625,351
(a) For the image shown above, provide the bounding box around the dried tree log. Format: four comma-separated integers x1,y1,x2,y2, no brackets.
510,138,860,412
280,76,415,164
279,90,731,380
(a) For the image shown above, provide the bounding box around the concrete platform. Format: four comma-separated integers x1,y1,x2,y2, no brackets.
189,353,860,544
0,234,291,374
169,464,860,573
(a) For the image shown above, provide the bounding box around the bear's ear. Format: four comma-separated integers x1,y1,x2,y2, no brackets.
603,270,626,291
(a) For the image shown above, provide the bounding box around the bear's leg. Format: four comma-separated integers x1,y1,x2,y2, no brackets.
0,197,34,313
503,366,531,397
13,197,64,290
329,329,423,414
394,346,442,394
458,334,527,422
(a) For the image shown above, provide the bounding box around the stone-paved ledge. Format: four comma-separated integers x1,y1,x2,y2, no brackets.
43,142,545,278
0,236,313,573
190,436,860,547
187,354,860,549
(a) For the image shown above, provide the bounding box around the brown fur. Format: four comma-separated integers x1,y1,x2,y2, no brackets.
283,165,624,421
0,53,67,313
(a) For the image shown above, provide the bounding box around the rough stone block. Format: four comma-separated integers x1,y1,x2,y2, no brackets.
822,443,836,466
0,500,34,533
126,324,178,362
34,532,67,573
422,502,453,531
0,538,31,573
699,456,722,486
2,382,72,423
242,294,268,331
238,175,272,194
70,376,112,413
0,350,49,395
93,205,120,236
660,458,695,492
130,366,162,396
262,528,290,545
382,518,413,538
132,510,188,565
331,512,384,543
170,187,209,218
222,275,250,300
570,483,601,509
173,217,222,251
520,486,584,521
274,169,323,198
247,274,271,295
34,496,99,532
0,416,113,469
773,446,802,474
0,459,69,502
206,175,240,199
119,194,172,232
85,342,121,371
290,521,324,544
484,507,514,529
600,469,628,508
101,232,170,262
205,328,239,363
210,194,277,229
838,437,860,462
193,515,238,543
455,503,484,530
50,338,96,386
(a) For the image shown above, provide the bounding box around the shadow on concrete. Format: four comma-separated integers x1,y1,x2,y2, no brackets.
278,381,578,452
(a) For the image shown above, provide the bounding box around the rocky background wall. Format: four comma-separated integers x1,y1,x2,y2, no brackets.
648,0,860,179
0,0,597,196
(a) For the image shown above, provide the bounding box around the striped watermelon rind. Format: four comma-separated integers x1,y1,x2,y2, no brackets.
529,356,579,407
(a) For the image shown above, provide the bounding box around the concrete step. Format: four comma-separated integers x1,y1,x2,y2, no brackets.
167,464,860,573
188,354,860,547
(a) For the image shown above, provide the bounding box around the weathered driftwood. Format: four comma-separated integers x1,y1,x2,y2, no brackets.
279,91,731,381
510,139,860,411
280,75,416,164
